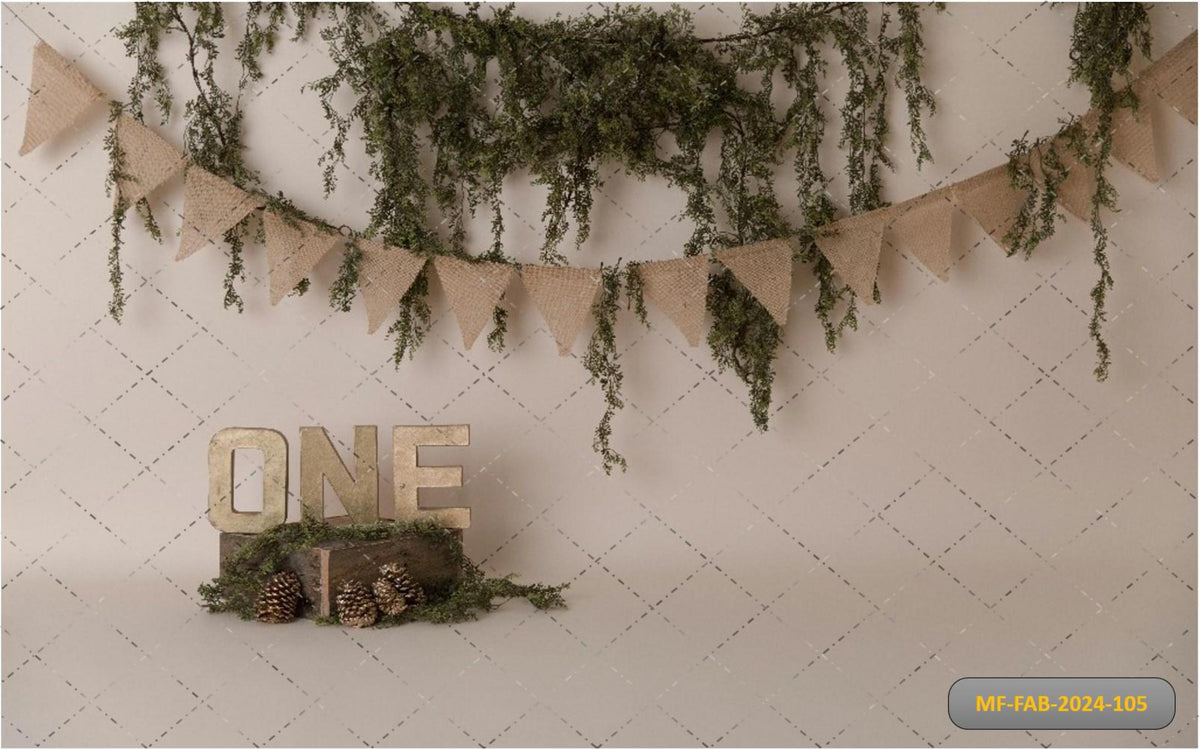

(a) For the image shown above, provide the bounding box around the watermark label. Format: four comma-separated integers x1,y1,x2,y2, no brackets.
948,677,1175,730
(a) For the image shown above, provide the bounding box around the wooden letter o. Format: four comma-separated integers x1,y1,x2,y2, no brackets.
207,427,289,533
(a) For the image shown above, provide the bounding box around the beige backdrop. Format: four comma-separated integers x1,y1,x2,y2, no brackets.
2,3,1196,747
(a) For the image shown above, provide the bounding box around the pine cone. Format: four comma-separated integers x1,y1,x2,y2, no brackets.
373,578,408,617
335,580,378,628
254,571,302,624
378,562,427,607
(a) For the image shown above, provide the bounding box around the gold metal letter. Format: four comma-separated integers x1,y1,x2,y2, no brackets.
299,426,379,523
392,425,470,529
207,427,288,533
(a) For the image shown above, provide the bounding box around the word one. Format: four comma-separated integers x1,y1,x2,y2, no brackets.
208,425,470,533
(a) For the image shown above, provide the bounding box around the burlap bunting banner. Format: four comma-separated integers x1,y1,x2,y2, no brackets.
432,256,514,349
359,239,427,335
15,34,1200,344
262,211,342,305
114,113,186,206
887,195,954,281
814,212,888,302
521,266,602,355
177,166,263,261
953,165,1028,252
636,256,710,346
1140,31,1198,125
19,41,104,156
714,239,793,325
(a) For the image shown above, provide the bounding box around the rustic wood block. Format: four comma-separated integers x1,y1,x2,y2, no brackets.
219,518,463,617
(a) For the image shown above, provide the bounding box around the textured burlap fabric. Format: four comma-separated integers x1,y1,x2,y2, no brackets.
177,166,263,261
1140,31,1198,124
262,211,342,305
887,194,954,282
359,239,427,335
636,256,710,346
115,114,186,206
953,164,1029,252
520,266,602,356
1112,84,1161,182
713,239,793,325
19,42,105,156
814,211,889,302
432,256,514,349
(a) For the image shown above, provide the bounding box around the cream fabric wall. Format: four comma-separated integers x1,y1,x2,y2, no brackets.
2,3,1196,747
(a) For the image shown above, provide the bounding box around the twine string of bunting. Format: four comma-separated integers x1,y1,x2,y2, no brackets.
17,32,1199,351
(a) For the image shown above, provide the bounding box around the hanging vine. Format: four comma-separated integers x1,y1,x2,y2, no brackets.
103,102,130,323
1005,3,1152,381
116,2,322,310
584,265,627,474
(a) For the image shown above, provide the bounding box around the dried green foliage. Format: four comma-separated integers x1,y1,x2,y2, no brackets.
1070,4,1151,382
1004,2,1151,381
198,516,567,625
311,3,938,423
329,240,363,312
895,4,938,169
584,266,627,474
487,303,509,353
103,103,130,323
103,101,164,323
707,270,780,431
388,266,432,366
1003,123,1078,258
117,2,322,310
116,3,940,441
624,263,649,326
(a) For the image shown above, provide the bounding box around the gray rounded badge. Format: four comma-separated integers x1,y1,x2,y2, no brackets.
948,677,1175,730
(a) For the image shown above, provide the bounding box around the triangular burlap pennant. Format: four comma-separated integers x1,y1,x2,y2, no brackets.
114,113,186,206
953,165,1029,252
1111,88,1160,182
713,239,793,325
887,195,954,282
1104,84,1161,181
1139,31,1197,124
432,256,514,349
637,256,710,346
358,239,427,334
520,265,602,356
19,42,105,156
262,211,342,305
814,211,888,302
177,166,263,261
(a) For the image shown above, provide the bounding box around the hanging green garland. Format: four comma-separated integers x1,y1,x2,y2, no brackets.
1005,3,1152,381
115,2,945,468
